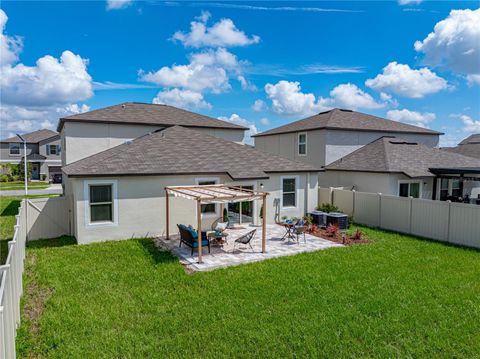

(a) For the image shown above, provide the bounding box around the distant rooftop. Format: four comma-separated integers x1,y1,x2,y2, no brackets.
1,129,59,144
57,102,248,132
325,136,480,178
253,108,443,137
442,133,480,159
459,133,480,145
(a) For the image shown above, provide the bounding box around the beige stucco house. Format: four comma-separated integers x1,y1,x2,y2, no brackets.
0,129,62,181
59,103,319,244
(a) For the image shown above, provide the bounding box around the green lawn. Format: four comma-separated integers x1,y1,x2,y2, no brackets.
0,181,49,191
16,228,480,357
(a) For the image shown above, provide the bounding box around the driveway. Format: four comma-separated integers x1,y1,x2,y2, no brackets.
0,183,63,197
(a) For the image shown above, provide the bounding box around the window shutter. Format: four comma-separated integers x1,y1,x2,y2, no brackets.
46,145,50,155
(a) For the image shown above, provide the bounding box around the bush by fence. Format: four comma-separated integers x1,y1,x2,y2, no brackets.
319,188,480,249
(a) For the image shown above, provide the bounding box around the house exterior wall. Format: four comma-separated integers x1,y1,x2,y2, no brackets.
61,122,245,165
319,170,434,199
0,142,38,163
254,129,439,167
68,172,318,244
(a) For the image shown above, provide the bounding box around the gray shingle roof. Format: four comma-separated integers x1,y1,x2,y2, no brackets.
459,133,480,145
57,102,248,132
253,108,442,137
1,129,58,144
63,126,319,179
441,134,480,159
325,137,480,178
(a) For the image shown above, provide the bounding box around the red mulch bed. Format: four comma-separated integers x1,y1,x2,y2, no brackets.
309,227,370,246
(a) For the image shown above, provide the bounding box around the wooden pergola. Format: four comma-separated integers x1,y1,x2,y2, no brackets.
165,184,269,263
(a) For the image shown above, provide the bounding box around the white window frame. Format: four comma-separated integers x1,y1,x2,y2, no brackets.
48,144,59,155
281,175,299,210
298,132,307,156
397,180,422,198
195,177,220,217
84,179,118,227
9,143,20,156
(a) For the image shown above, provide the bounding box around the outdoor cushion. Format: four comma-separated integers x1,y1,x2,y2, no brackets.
215,222,228,232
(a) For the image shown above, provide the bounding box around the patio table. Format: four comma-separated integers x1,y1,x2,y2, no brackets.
281,222,296,242
207,231,229,246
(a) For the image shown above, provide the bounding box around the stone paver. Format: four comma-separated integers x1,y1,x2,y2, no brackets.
156,224,343,272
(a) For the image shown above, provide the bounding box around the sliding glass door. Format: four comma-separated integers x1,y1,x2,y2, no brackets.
228,185,254,224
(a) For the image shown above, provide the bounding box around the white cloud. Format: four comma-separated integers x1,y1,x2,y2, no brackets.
414,8,480,82
0,9,23,66
237,75,257,91
189,3,361,13
252,99,266,112
460,115,480,133
217,113,257,145
398,0,422,5
467,74,480,86
264,80,330,116
40,120,54,129
386,109,436,128
259,117,269,126
172,12,260,48
152,88,212,110
365,62,448,98
1,50,93,106
106,0,132,10
140,48,241,94
329,83,384,109
245,63,364,76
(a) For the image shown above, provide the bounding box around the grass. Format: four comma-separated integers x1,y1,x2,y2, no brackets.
16,228,480,358
0,195,59,264
0,181,49,191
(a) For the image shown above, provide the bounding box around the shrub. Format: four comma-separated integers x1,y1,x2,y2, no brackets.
304,215,313,225
316,203,340,213
326,223,339,237
0,174,10,182
351,229,363,240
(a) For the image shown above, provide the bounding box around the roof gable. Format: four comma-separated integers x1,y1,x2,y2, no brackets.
254,108,443,137
57,102,248,132
63,126,319,179
1,129,58,144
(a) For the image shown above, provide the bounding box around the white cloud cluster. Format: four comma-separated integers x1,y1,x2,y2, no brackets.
414,8,480,84
264,80,383,117
365,62,448,98
386,109,436,128
217,113,257,145
152,89,212,110
0,10,93,138
252,99,266,112
0,10,22,66
398,0,422,5
460,114,480,133
172,11,260,48
106,0,132,10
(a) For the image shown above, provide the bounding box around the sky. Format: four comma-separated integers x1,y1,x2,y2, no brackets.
1,1,479,146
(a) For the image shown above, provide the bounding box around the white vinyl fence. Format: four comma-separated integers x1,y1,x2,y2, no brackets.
0,201,27,359
319,187,480,249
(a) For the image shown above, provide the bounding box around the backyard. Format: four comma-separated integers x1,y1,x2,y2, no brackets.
14,222,480,357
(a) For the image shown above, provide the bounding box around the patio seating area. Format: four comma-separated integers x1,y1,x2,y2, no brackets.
156,224,342,272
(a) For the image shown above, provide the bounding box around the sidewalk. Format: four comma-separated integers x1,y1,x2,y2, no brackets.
0,183,63,197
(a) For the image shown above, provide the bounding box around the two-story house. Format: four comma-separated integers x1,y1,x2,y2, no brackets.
59,103,319,244
0,129,62,181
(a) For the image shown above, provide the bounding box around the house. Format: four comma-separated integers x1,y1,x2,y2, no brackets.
59,104,319,244
442,134,480,159
321,137,480,201
0,129,62,181
253,108,442,169
58,102,248,165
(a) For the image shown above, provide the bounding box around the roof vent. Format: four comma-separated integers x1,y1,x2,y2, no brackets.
124,140,133,145
339,109,353,112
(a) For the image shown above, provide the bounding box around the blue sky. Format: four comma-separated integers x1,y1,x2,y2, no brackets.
1,1,479,145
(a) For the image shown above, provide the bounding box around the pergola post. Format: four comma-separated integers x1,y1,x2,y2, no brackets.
197,199,203,263
165,189,170,240
262,194,266,253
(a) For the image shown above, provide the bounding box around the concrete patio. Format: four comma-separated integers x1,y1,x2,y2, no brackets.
156,224,343,272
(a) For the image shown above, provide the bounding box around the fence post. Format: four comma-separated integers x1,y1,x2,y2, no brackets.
408,196,413,234
378,193,382,228
329,187,334,205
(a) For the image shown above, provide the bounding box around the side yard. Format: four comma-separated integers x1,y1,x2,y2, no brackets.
16,226,480,357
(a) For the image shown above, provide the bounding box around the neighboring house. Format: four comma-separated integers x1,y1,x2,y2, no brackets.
321,137,480,201
58,102,248,165
253,108,442,168
0,129,62,180
442,134,480,159
62,125,319,244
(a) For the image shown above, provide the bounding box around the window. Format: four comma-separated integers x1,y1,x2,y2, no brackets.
298,133,307,155
47,144,60,155
9,143,20,155
451,179,461,198
282,177,297,207
196,178,218,214
398,181,421,198
439,178,449,201
89,185,113,223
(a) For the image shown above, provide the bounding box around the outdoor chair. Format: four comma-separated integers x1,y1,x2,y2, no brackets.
211,217,230,232
177,224,210,256
233,229,256,252
294,218,306,243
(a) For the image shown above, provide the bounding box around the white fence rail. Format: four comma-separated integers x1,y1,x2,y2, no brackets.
0,200,27,359
319,187,480,249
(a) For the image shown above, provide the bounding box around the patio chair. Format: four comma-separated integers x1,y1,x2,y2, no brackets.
294,218,306,244
177,224,210,256
211,217,230,232
233,229,256,252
